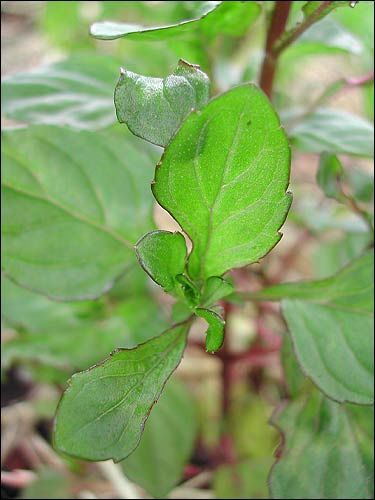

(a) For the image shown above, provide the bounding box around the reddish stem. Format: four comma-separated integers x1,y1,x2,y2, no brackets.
259,1,292,98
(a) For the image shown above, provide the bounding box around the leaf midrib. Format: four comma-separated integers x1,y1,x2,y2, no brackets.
3,183,132,249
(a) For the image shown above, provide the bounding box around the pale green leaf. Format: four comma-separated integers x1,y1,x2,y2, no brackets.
290,109,374,157
54,322,189,462
281,335,307,398
135,230,187,292
121,379,197,498
302,1,352,21
317,152,344,199
196,307,225,353
345,167,374,203
313,232,371,278
115,59,210,147
214,459,273,499
251,253,374,404
201,276,234,307
152,84,292,281
1,276,80,333
270,391,373,499
90,2,260,41
1,54,120,129
1,125,156,300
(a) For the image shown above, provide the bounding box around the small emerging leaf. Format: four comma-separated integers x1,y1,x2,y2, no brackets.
54,322,189,462
135,230,187,293
115,60,210,147
176,274,201,307
201,276,234,307
317,152,344,200
196,307,225,353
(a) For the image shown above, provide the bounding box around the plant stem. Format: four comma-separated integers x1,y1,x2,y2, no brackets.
259,1,292,98
273,1,335,56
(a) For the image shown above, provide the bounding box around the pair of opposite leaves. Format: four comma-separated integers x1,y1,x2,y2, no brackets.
118,61,291,351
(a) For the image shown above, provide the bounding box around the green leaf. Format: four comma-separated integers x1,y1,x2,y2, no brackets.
281,335,307,398
54,322,189,462
290,109,374,157
317,152,344,200
302,1,352,21
90,2,260,41
121,379,197,498
1,125,156,300
201,276,234,307
1,54,120,129
214,459,273,499
115,59,210,147
153,84,292,281
313,232,371,278
1,276,80,333
345,167,374,203
252,253,374,404
2,267,169,378
195,307,225,353
270,391,373,499
135,230,187,293
175,273,201,307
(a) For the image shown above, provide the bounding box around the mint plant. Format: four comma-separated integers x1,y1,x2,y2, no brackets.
1,1,374,498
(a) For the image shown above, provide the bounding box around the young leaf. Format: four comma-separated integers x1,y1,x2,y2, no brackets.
201,276,234,307
251,252,374,404
121,379,197,498
54,322,189,462
90,2,260,41
135,230,187,293
196,308,225,353
115,60,210,147
289,109,374,157
317,152,344,200
176,274,201,307
270,391,373,499
1,126,156,300
152,84,292,281
1,54,119,129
